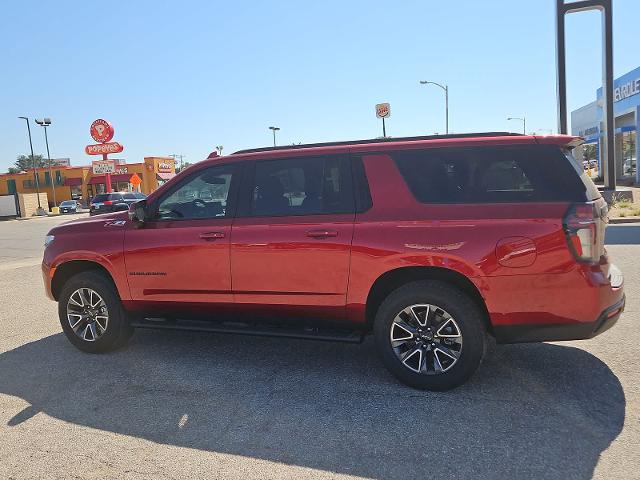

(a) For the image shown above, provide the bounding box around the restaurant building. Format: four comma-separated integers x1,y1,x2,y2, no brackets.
0,156,175,207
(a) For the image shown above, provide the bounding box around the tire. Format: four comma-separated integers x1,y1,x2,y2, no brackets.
374,280,487,391
58,271,133,353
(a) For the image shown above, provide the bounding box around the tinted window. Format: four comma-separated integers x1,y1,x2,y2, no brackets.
352,156,373,212
157,165,235,220
123,193,146,200
250,156,353,217
564,150,602,201
393,145,588,203
92,193,123,203
60,200,76,206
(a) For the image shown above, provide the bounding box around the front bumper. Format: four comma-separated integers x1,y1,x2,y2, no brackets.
42,261,55,301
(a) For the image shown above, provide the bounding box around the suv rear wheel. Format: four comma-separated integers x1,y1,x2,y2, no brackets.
374,280,487,390
58,271,133,353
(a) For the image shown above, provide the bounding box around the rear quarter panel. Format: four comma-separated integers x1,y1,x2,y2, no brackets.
347,152,589,327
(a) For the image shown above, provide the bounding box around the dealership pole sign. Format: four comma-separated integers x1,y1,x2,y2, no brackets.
86,119,123,193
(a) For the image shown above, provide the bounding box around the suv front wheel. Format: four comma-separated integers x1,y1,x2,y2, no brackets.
58,271,133,353
374,280,487,390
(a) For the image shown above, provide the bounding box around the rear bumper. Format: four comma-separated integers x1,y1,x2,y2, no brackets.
494,295,625,343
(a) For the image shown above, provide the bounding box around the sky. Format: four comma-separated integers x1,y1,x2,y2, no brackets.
1,0,639,171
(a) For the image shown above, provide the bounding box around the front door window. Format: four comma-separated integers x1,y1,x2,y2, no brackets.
156,165,235,220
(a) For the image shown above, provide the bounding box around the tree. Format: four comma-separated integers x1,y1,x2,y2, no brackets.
581,144,597,161
13,154,46,172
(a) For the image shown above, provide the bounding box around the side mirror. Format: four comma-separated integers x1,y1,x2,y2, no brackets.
128,199,147,225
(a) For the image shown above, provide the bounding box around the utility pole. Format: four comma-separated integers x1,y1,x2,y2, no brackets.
170,154,185,171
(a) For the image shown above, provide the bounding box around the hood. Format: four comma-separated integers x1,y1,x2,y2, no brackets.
47,211,129,236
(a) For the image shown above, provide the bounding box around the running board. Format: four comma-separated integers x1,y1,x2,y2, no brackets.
129,318,365,344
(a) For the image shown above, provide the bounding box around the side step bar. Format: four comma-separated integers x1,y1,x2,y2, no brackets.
129,318,365,344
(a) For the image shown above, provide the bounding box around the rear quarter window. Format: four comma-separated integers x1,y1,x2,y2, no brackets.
392,145,589,203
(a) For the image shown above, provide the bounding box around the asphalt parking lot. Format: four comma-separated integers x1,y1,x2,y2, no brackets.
0,215,638,479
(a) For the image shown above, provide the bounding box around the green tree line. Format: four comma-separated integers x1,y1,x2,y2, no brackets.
7,154,48,174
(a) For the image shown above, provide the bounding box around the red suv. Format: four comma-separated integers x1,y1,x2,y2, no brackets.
42,133,625,390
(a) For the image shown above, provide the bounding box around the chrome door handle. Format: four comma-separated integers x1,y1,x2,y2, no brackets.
199,232,226,240
305,230,338,238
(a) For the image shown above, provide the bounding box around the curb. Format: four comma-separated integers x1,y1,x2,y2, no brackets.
609,217,640,224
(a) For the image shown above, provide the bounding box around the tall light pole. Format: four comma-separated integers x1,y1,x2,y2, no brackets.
507,116,526,134
269,126,280,147
18,116,43,211
35,118,56,206
419,80,449,134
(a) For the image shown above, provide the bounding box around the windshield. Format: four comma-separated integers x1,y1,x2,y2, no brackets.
60,201,75,206
123,192,146,200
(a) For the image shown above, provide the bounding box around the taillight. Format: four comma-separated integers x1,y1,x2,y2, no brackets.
103,200,113,205
563,201,606,263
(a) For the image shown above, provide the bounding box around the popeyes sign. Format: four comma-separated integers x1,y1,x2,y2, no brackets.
86,118,123,192
85,142,123,155
92,160,116,174
86,119,123,156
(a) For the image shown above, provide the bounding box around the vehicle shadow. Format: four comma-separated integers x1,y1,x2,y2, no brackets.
0,331,624,480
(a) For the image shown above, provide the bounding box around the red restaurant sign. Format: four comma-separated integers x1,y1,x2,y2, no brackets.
85,142,124,155
90,119,115,143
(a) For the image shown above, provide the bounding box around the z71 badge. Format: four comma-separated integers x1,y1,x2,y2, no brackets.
104,220,126,227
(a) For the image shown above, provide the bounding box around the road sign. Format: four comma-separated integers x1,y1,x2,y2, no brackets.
130,173,142,187
376,103,391,119
85,142,124,155
92,160,116,175
90,119,114,143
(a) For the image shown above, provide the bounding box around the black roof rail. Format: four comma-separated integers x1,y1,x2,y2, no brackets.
232,132,525,155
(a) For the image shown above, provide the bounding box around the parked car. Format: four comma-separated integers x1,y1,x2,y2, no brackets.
42,133,625,390
89,193,128,216
58,200,80,214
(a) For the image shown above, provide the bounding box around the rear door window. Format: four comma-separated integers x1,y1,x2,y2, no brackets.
247,155,353,217
393,145,589,203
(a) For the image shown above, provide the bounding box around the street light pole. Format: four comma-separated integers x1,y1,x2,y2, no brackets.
35,118,56,206
18,116,42,210
507,116,526,134
269,126,280,147
419,80,449,134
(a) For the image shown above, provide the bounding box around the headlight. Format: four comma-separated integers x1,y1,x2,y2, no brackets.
44,235,55,248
